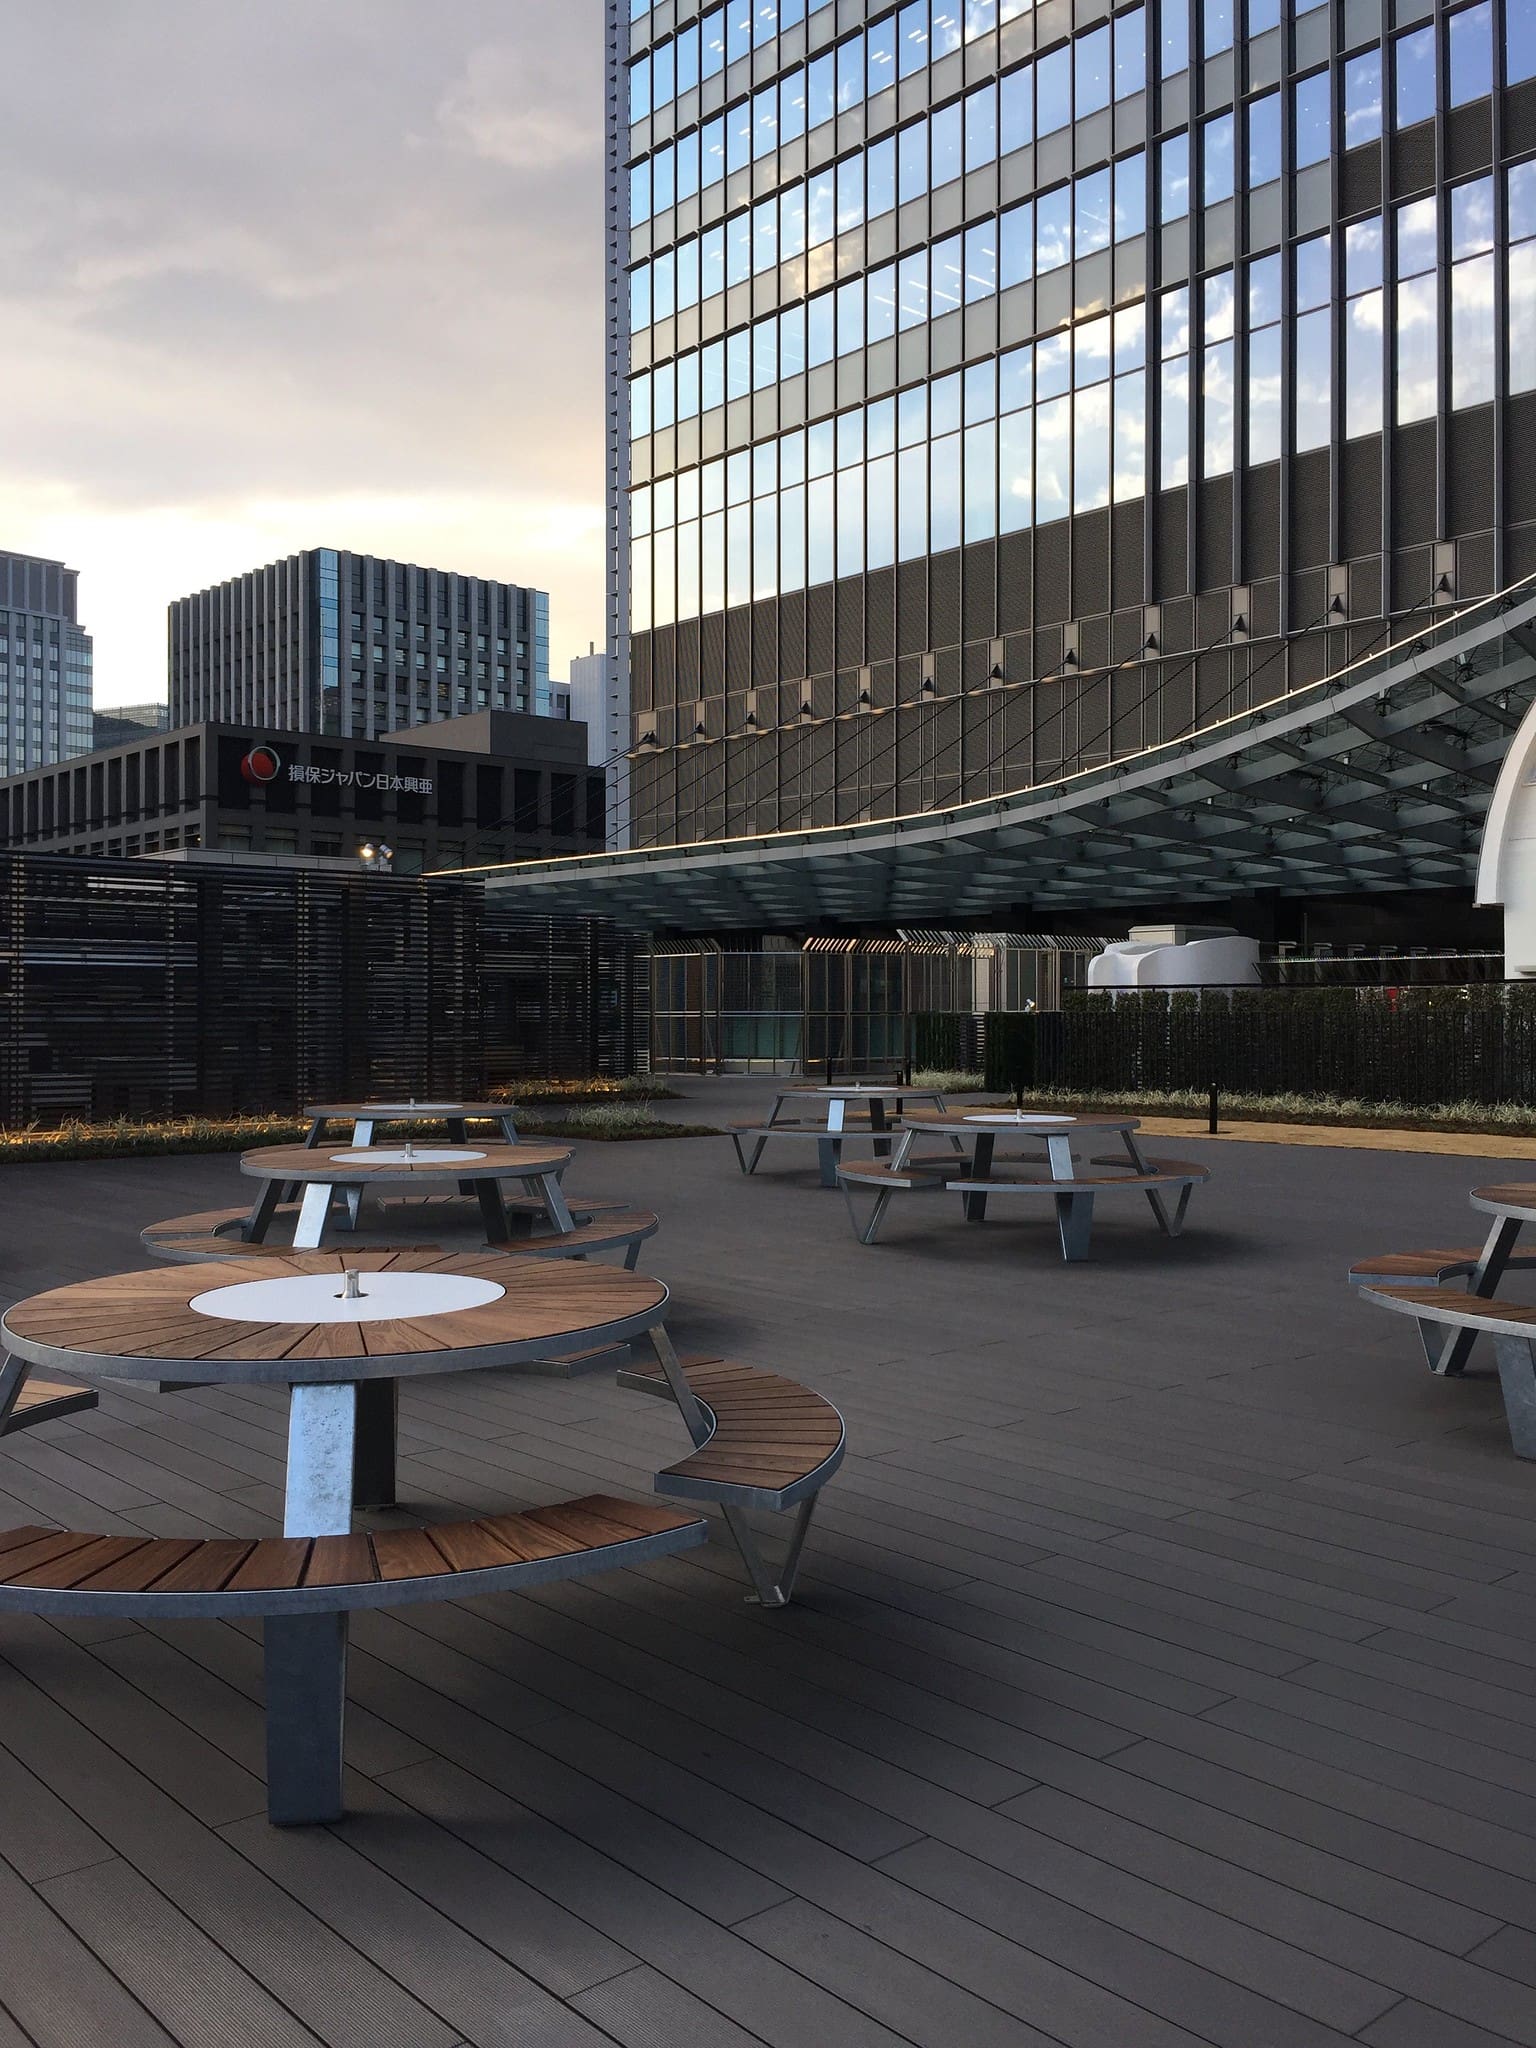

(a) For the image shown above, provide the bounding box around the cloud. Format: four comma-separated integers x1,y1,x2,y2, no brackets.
437,43,602,169
0,0,608,701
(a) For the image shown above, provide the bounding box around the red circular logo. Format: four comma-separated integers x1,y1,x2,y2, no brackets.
241,745,281,784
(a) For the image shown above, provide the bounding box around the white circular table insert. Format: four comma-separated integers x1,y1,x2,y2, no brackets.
963,1112,1075,1124
356,1102,463,1114
328,1146,486,1166
189,1271,507,1326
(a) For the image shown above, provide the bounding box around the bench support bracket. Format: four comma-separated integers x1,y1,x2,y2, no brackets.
263,1612,348,1825
1492,1337,1536,1458
1435,1215,1523,1375
721,1499,818,1607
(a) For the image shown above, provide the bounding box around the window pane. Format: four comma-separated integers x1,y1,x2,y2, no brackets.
1161,0,1189,75
1395,273,1437,422
1397,195,1437,279
1513,0,1536,84
1511,244,1536,394
1203,112,1234,204
1394,25,1436,128
1296,231,1331,312
1345,216,1382,295
1037,45,1071,132
1248,324,1282,463
898,119,928,201
1248,92,1280,186
1512,162,1536,242
1113,371,1145,499
1345,289,1384,438
1075,168,1112,255
701,511,725,614
964,420,997,538
807,476,834,584
1075,26,1111,116
931,234,964,315
1000,200,1034,285
1204,268,1234,343
897,444,928,557
1203,0,1233,58
964,84,996,168
836,464,863,578
1249,250,1282,326
867,454,896,570
930,434,962,549
965,221,997,300
1000,64,1033,149
898,251,928,326
1294,71,1330,168
1036,185,1072,271
1160,132,1190,221
1344,50,1382,145
1451,176,1494,259
1160,356,1189,486
1115,152,1147,239
1115,9,1146,97
1035,395,1072,521
1202,340,1234,476
866,264,896,340
931,103,962,185
898,0,928,76
1449,2,1492,106
1451,251,1496,407
753,496,777,600
1295,307,1331,449
726,502,750,607
999,408,1032,530
1074,381,1111,510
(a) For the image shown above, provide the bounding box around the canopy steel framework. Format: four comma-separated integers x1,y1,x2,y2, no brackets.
462,582,1536,933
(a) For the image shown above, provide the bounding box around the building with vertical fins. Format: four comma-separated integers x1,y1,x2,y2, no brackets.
170,550,551,742
0,552,94,777
561,0,1536,938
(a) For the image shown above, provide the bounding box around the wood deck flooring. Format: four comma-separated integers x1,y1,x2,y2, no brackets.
1,1075,1535,2047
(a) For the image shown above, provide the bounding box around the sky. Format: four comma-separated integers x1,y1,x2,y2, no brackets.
0,0,607,705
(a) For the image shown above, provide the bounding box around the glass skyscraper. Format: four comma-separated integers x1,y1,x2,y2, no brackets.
0,552,94,777
610,0,1536,855
170,551,552,740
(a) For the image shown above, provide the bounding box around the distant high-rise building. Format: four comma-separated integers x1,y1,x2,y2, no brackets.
94,701,169,751
169,549,551,740
0,552,93,776
567,643,628,847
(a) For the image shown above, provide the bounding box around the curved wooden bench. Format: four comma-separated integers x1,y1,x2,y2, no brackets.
1347,1245,1536,1374
840,1158,1207,1255
619,1354,844,1606
1,1376,97,1435
142,1206,314,1263
0,1495,707,1824
495,1209,659,1270
1356,1284,1536,1456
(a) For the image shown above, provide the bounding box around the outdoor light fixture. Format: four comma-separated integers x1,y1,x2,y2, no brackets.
357,839,394,873
858,688,871,706
920,676,936,697
989,664,1004,681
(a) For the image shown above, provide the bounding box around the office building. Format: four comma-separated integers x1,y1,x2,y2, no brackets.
94,701,169,751
170,550,551,742
0,708,605,873
0,552,94,776
568,643,632,845
593,0,1536,933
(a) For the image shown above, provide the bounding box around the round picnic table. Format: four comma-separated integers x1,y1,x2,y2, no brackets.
240,1140,575,1252
0,1250,685,1824
765,1083,951,1184
302,1098,520,1147
887,1107,1166,1254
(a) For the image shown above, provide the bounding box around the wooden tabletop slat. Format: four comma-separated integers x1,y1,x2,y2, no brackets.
226,1539,313,1592
576,1495,699,1537
0,1524,54,1560
371,1528,454,1582
302,1534,378,1587
423,1520,525,1573
5,1252,667,1380
521,1501,670,1550
471,1511,590,1563
0,1531,106,1581
152,1539,256,1593
75,1538,204,1593
7,1535,151,1590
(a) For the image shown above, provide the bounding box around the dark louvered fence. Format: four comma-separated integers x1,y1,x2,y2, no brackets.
0,851,644,1125
984,986,1536,1107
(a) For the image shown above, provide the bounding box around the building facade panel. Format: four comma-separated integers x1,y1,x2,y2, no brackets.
0,552,94,776
170,550,551,741
610,0,1536,858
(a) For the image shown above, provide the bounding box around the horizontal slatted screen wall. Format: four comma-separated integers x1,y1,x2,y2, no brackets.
0,852,645,1123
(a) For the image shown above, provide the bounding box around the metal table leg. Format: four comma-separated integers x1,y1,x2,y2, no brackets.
243,1177,283,1244
1047,1133,1091,1260
476,1179,512,1244
1436,1215,1522,1375
265,1382,356,1825
963,1134,995,1221
1492,1337,1536,1457
535,1171,576,1233
292,1181,337,1250
818,1098,846,1189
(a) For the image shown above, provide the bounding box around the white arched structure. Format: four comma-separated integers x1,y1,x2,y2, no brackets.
1477,687,1536,973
